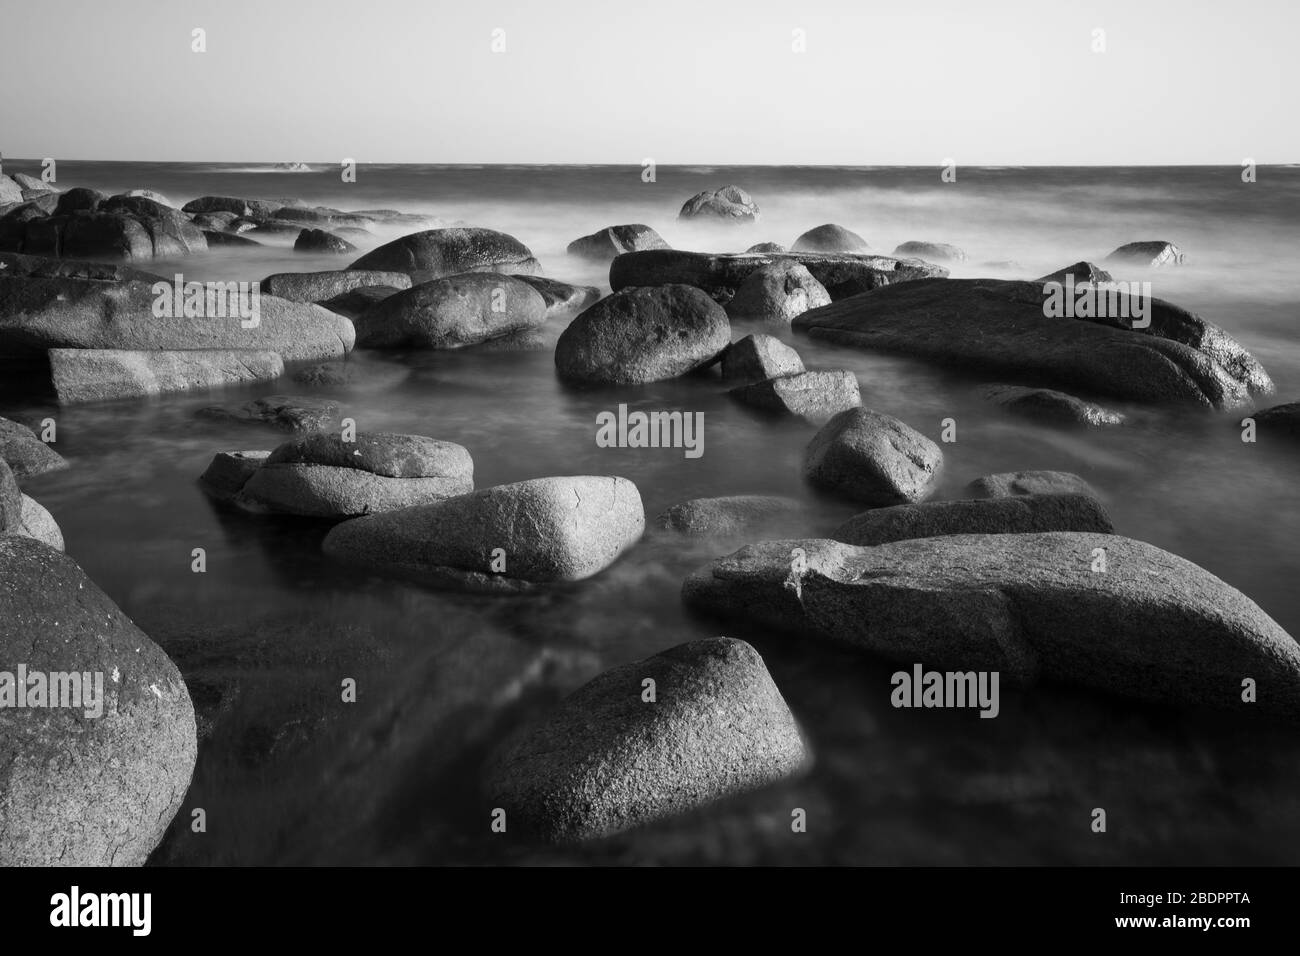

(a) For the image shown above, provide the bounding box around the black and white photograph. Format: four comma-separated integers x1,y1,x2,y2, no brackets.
0,0,1293,933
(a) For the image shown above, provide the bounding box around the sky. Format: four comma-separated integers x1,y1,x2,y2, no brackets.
1,0,1294,165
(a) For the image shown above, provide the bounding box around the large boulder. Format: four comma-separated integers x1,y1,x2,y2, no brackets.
0,276,355,363
50,349,285,404
832,493,1114,545
98,195,207,256
512,275,601,319
725,260,831,324
720,334,805,381
983,384,1125,427
0,536,197,865
892,241,966,263
261,270,412,303
678,186,759,223
3,195,208,260
656,495,806,539
1106,241,1184,268
793,278,1272,409
683,533,1300,716
483,637,809,842
729,370,861,424
610,249,946,304
354,273,547,349
804,407,942,505
348,228,540,283
965,470,1101,500
231,432,473,517
0,416,67,478
16,494,64,551
322,475,645,592
555,285,730,385
567,224,669,261
792,224,869,253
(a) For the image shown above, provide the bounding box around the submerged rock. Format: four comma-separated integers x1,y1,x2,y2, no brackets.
720,334,805,381
0,536,197,865
725,260,831,324
354,273,547,349
965,470,1101,500
832,493,1114,545
322,475,644,592
683,533,1300,716
983,384,1125,427
196,395,341,433
804,407,942,505
555,284,730,385
261,269,412,303
0,415,67,478
50,349,285,404
1106,241,1184,268
678,185,759,223
793,224,869,253
730,370,861,424
656,495,807,538
567,224,668,261
483,637,809,842
348,227,540,283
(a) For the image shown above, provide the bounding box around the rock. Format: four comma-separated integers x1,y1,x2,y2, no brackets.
610,249,946,304
892,241,966,263
13,174,56,194
294,228,355,254
244,220,306,240
965,471,1100,500
730,370,860,424
203,230,262,248
316,286,401,321
4,195,209,260
1106,241,1184,268
725,260,831,323
196,395,341,433
290,358,409,390
0,536,197,865
190,211,240,231
261,269,412,303
16,494,63,551
234,432,473,517
54,187,108,215
0,251,162,283
746,242,786,253
678,185,760,223
656,495,806,538
682,533,1300,717
554,284,730,385
0,277,355,363
122,189,174,207
50,349,285,404
0,416,67,478
793,224,869,253
832,493,1114,545
354,273,547,349
567,224,669,261
182,196,279,219
793,278,1272,409
984,384,1125,427
804,407,942,505
348,228,540,283
198,450,270,501
0,459,20,532
322,475,644,591
1249,402,1300,439
272,206,373,230
513,275,601,318
0,175,23,205
1037,261,1114,286
483,637,808,842
721,334,805,381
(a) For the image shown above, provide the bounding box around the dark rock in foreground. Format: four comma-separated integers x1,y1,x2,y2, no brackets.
348,227,540,283
832,493,1114,545
678,185,759,223
683,533,1300,717
483,637,809,842
804,407,942,505
984,384,1125,427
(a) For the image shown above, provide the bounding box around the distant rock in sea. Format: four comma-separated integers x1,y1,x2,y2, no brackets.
793,224,869,253
678,185,760,223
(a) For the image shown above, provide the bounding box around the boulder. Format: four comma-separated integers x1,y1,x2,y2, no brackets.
567,224,669,261
1037,261,1114,286
610,249,946,304
54,187,108,215
483,637,808,842
892,241,966,263
804,407,942,505
513,275,602,318
832,493,1114,545
720,334,805,381
198,450,270,501
678,185,759,223
4,197,209,260
260,269,412,303
13,174,56,194
16,494,64,551
656,495,806,538
983,384,1125,427
322,475,644,591
348,227,540,283
793,224,869,253
682,533,1300,717
725,260,831,323
97,195,208,256
0,175,23,205
181,196,279,219
50,349,285,404
965,471,1100,500
0,536,197,865
1250,402,1300,439
745,242,786,253
554,285,730,385
233,432,473,517
730,370,860,424
195,395,341,433
354,273,547,349
294,228,355,254
0,276,355,363
793,278,1272,409
1106,241,1184,268
272,206,373,230
0,416,67,478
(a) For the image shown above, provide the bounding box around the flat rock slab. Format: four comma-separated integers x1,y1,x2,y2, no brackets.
483,637,810,842
965,470,1101,499
683,533,1300,717
832,493,1114,545
260,269,412,303
50,349,285,404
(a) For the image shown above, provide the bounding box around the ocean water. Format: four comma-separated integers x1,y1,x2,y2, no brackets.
3,161,1300,865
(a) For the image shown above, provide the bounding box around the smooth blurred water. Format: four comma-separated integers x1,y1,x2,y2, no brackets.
3,162,1299,865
